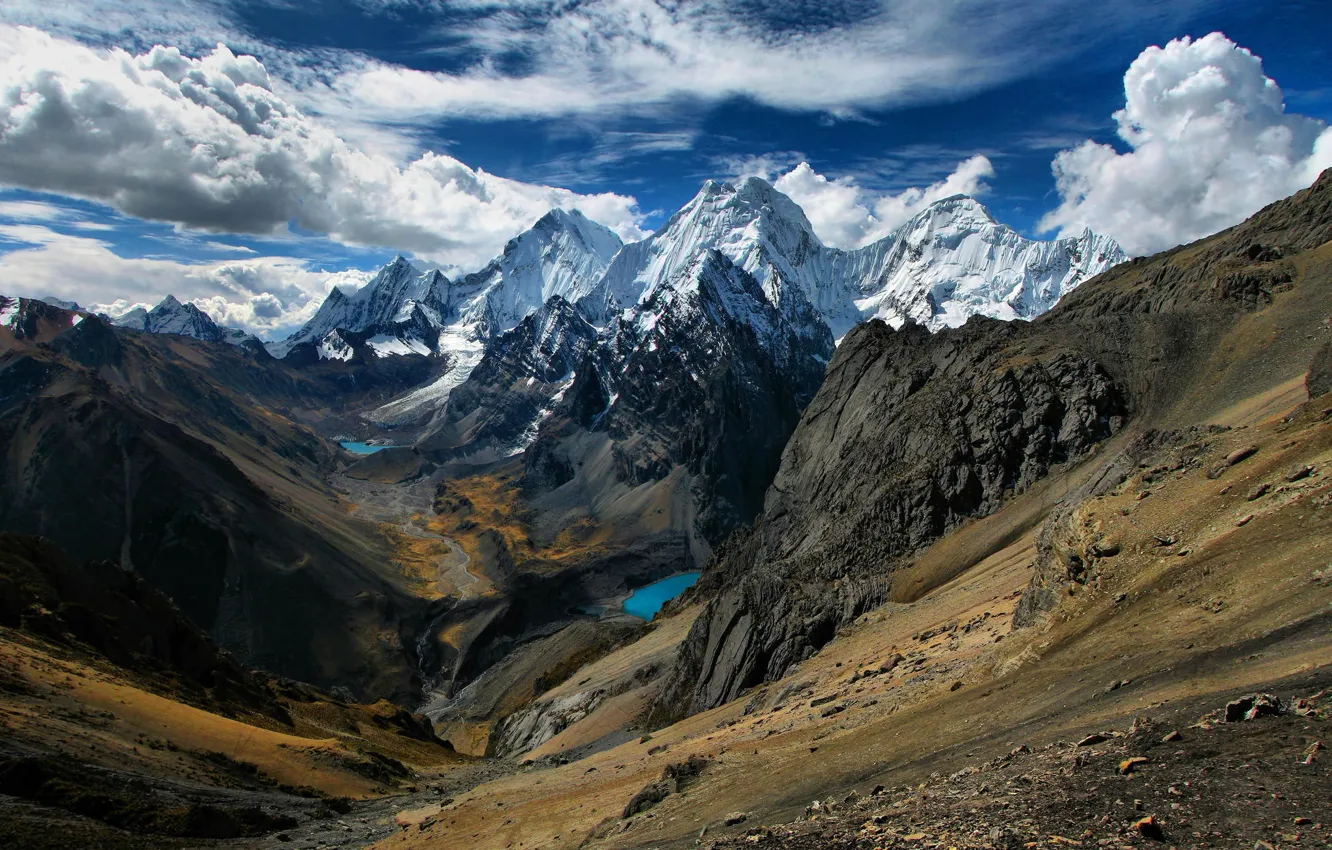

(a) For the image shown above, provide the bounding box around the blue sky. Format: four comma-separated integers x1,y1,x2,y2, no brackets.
0,0,1328,338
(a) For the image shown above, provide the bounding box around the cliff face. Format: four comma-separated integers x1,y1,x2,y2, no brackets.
655,318,1127,716
654,169,1332,722
517,250,834,560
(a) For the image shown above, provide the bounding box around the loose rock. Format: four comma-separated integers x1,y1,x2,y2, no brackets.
1119,756,1150,774
1225,693,1283,723
1226,446,1259,466
1134,814,1164,840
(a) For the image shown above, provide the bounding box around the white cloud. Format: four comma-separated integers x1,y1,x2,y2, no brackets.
762,156,995,249
201,240,257,254
1040,32,1332,257
0,224,374,337
0,197,118,231
0,199,69,221
0,26,645,273
307,0,1201,125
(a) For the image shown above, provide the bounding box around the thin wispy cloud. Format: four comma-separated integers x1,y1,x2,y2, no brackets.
320,0,1171,123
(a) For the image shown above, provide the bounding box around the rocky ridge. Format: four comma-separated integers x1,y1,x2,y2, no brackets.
698,691,1330,850
653,168,1332,722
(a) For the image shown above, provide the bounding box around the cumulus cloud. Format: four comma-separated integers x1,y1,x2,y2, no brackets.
1040,33,1332,257
759,156,995,249
0,224,374,337
0,26,645,272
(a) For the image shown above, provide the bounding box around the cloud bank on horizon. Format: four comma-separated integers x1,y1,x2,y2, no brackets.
0,3,1329,337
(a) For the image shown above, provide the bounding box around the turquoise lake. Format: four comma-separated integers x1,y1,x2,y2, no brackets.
623,572,701,620
340,441,392,454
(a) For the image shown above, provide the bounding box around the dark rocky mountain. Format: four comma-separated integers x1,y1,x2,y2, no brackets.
653,168,1332,721
520,249,834,557
417,295,599,461
407,250,835,717
0,533,286,720
0,309,441,701
0,295,87,345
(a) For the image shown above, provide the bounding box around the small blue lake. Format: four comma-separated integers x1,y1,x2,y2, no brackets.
340,441,393,455
623,572,701,620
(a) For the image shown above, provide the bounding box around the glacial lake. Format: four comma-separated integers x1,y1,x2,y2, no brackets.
340,441,393,455
623,572,702,620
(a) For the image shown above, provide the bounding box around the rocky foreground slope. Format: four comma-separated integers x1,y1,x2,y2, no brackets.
382,392,1332,850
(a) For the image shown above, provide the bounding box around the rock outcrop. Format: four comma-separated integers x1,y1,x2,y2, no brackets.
654,317,1127,717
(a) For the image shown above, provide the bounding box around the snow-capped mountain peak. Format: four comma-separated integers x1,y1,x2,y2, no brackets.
110,294,257,346
585,179,1125,341
443,207,624,337
845,194,1128,332
278,209,623,365
268,258,448,358
588,176,821,322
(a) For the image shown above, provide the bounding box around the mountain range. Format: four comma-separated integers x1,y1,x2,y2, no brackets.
269,179,1124,445
1,169,1330,850
3,178,1127,705
111,294,259,347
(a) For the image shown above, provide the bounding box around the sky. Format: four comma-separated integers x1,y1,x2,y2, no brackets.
0,0,1329,340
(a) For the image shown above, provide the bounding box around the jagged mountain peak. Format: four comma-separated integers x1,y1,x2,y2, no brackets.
281,210,622,365
533,206,604,235
908,194,999,227
441,207,623,339
385,254,417,273
269,256,449,357
590,177,822,320
498,206,623,265
106,293,256,346
665,248,766,307
679,175,817,236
